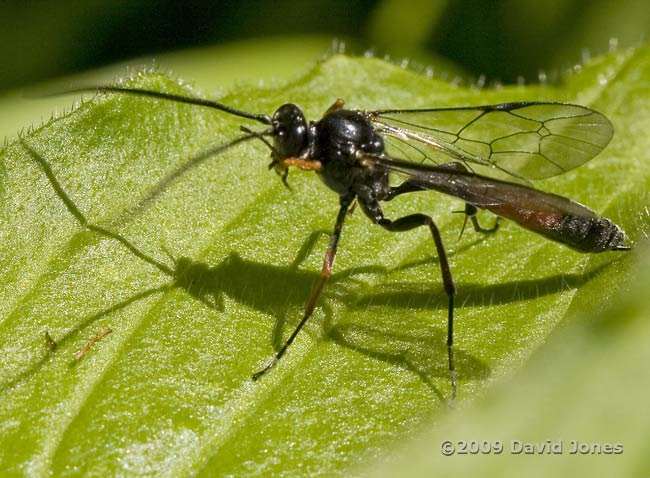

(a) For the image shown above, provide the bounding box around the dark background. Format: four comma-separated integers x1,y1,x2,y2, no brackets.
1,0,649,91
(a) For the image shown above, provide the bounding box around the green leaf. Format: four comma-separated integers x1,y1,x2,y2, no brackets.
0,36,335,142
1,47,648,477
372,246,650,478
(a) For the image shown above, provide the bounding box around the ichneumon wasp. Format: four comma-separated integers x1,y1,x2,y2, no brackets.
66,84,630,398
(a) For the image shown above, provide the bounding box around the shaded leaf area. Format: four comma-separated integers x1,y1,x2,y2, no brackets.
372,246,650,478
0,48,648,477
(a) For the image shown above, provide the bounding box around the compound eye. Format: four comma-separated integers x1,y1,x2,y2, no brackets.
272,104,309,157
273,123,285,137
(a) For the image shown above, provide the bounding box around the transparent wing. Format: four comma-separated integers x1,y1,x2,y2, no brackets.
369,102,613,180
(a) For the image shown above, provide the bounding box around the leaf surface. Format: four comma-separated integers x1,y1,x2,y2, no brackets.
1,47,648,477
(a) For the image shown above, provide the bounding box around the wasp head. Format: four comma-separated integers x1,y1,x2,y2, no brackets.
271,104,311,160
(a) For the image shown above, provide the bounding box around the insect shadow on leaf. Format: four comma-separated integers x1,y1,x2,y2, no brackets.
17,141,493,401
19,84,632,400
13,143,460,399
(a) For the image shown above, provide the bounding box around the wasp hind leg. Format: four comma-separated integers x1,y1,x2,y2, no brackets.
458,203,501,238
360,196,458,399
